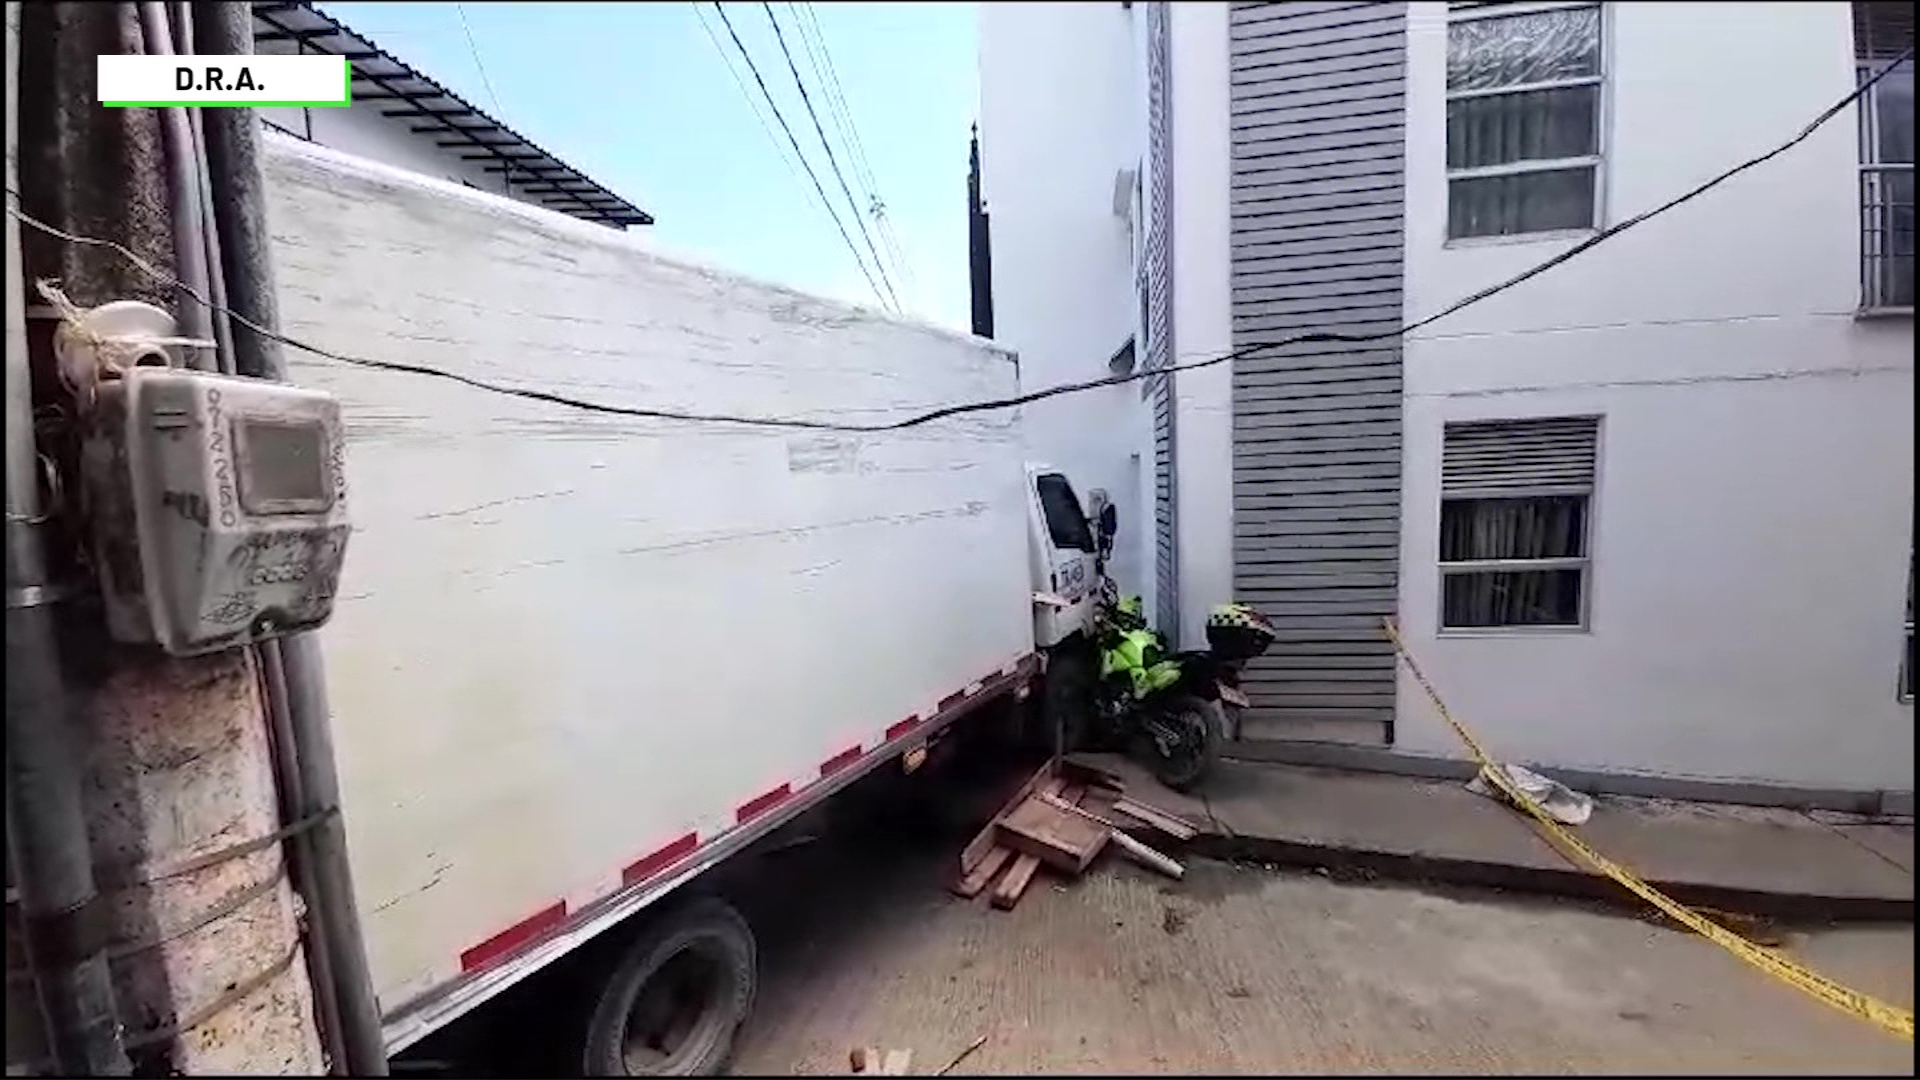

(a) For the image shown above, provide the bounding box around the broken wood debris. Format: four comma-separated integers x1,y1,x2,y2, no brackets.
1035,792,1183,879
1000,787,1108,872
935,1034,989,1076
849,1047,914,1075
992,782,1082,910
951,760,1197,910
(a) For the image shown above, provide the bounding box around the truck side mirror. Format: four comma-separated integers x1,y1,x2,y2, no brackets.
1087,488,1117,561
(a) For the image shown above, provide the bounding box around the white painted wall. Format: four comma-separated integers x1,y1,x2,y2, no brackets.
1167,1,1235,649
1395,2,1915,791
979,1,1155,603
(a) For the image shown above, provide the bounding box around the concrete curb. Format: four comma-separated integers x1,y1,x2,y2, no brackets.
1189,830,1916,924
1224,740,1916,819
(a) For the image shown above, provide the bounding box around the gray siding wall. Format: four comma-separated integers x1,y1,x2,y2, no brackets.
1146,1,1180,643
1227,1,1406,738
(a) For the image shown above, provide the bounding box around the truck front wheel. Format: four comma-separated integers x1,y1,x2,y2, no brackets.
580,898,757,1077
1040,647,1098,752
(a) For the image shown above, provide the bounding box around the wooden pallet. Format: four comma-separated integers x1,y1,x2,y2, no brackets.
951,761,1196,911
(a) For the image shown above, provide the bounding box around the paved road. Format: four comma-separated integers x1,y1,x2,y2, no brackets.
733,832,1914,1075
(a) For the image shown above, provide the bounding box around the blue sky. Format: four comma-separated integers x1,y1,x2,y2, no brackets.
320,1,979,330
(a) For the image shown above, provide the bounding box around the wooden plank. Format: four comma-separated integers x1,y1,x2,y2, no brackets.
989,783,1085,912
996,798,1108,873
1104,802,1167,833
1113,796,1200,841
1058,756,1127,793
989,853,1042,910
951,846,1013,899
958,764,1060,876
1037,792,1185,880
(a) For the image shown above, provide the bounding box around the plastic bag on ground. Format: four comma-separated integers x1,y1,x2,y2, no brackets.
1466,763,1594,826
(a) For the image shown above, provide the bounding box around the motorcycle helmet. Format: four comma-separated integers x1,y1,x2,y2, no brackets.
1207,602,1274,634
1205,602,1277,665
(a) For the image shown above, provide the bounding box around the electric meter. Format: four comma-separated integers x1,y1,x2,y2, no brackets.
83,366,352,656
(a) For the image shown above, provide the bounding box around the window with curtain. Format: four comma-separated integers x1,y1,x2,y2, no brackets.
1857,2,1914,310
1445,2,1604,240
1438,416,1600,629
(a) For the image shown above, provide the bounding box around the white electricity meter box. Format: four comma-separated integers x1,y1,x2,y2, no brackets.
82,365,352,656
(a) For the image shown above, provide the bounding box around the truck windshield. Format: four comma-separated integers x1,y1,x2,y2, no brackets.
1036,473,1096,552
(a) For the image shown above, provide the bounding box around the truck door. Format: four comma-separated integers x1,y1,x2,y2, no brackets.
1031,471,1098,646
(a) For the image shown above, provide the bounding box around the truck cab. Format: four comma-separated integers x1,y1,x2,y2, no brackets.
1025,462,1100,649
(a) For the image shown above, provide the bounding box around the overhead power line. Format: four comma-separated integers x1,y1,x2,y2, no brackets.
759,2,900,313
452,3,506,120
706,2,894,311
788,1,918,301
4,45,1908,433
693,3,832,228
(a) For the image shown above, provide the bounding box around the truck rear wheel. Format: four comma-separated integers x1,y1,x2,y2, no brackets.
580,898,757,1077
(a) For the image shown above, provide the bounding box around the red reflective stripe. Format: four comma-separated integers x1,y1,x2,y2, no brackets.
450,656,1040,977
459,900,566,973
819,745,863,777
623,833,699,886
736,783,792,824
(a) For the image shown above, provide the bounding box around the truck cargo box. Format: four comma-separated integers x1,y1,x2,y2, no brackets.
263,137,1038,1046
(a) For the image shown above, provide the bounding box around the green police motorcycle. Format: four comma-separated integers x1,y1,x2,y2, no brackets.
1088,592,1272,791
1053,494,1276,792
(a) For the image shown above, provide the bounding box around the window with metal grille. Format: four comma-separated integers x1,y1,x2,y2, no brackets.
1857,2,1914,311
1439,416,1600,629
1445,2,1604,240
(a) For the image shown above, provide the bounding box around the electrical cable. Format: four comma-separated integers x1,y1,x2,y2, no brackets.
707,2,893,311
761,1,900,312
792,3,878,202
694,2,832,231
2,45,1907,434
792,1,918,300
453,3,507,121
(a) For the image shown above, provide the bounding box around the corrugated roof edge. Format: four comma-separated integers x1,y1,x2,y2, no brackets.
251,0,652,228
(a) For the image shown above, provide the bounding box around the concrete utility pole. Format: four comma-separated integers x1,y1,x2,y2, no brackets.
8,2,326,1072
6,2,130,1072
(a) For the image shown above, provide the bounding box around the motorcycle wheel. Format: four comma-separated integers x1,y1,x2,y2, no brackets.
1135,696,1223,793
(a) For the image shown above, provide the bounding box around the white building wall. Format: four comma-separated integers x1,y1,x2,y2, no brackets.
979,1,1155,601
1395,2,1915,791
977,0,1911,795
1167,1,1235,648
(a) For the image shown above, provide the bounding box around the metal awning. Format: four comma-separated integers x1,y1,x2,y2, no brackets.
250,1,652,228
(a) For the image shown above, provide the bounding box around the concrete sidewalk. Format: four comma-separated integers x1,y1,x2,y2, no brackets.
1079,755,1914,922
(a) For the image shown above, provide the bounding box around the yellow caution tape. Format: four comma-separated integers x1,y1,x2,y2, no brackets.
1381,618,1914,1042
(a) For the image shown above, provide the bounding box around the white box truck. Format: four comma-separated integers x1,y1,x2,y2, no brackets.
261,138,1103,1074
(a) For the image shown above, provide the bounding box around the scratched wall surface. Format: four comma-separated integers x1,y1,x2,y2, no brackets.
260,135,1034,1015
